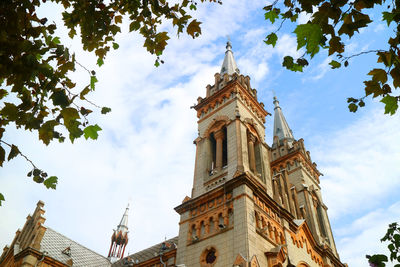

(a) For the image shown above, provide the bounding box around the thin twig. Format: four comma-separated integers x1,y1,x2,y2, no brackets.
341,49,385,62
0,140,37,169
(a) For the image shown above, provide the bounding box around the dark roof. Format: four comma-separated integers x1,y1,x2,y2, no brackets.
112,236,178,267
41,227,111,267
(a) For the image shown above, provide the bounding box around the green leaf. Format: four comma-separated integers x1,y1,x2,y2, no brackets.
190,4,196,10
115,15,122,24
33,168,41,176
0,193,4,206
1,103,19,121
294,24,323,58
90,76,98,90
83,124,102,140
67,120,83,143
390,67,400,88
33,175,44,183
101,107,112,114
368,254,389,264
80,86,91,100
381,95,398,115
80,107,92,116
97,58,104,67
282,56,303,72
0,146,5,167
0,89,8,99
51,90,69,108
44,176,58,189
382,11,395,26
52,37,60,44
329,36,344,55
39,120,59,145
368,69,388,84
264,33,278,47
186,19,202,38
329,60,341,69
112,42,119,50
265,9,280,23
61,107,80,127
129,21,141,32
7,144,19,161
348,103,358,112
155,60,160,67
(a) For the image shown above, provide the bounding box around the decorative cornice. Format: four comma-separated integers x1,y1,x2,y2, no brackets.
271,150,321,183
194,79,269,123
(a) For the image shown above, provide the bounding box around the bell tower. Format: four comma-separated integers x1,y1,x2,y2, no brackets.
189,41,270,199
174,42,345,267
270,97,339,255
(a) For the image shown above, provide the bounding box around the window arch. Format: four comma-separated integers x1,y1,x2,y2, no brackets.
205,119,229,175
245,123,265,182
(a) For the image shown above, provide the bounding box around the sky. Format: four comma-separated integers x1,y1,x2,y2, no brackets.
1,1,400,266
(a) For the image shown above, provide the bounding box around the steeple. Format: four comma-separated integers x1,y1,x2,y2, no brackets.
273,96,294,145
220,41,240,76
108,204,129,260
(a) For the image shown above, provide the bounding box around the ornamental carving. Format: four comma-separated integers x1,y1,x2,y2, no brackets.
187,192,233,243
290,225,323,266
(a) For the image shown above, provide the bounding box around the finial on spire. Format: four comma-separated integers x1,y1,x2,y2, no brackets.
273,95,280,109
220,40,239,76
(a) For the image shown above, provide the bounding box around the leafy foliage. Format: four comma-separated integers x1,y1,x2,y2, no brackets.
0,0,219,205
367,223,400,266
263,0,400,114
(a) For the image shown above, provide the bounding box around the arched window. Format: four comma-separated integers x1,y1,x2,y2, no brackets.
218,213,224,228
200,221,206,237
209,217,214,234
246,126,264,182
312,192,328,239
228,208,234,226
208,125,228,174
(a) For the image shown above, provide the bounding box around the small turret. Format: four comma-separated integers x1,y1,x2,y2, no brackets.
272,96,294,147
108,204,129,260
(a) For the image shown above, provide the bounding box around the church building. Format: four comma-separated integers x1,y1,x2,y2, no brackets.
0,43,346,267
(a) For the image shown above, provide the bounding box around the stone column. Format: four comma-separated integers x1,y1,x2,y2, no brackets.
248,134,257,172
272,178,281,204
291,187,301,219
214,129,225,170
282,170,296,215
235,118,244,172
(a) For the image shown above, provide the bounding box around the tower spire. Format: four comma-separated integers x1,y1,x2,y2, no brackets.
273,96,294,146
108,204,130,260
220,41,240,76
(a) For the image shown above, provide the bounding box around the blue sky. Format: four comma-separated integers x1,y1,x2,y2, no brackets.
1,1,400,266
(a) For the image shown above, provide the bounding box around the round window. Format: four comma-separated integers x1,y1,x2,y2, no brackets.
200,246,218,267
206,250,216,263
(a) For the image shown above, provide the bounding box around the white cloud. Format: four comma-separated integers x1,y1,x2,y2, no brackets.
298,11,312,24
312,109,400,220
336,202,400,266
276,34,302,59
304,57,332,81
305,108,400,265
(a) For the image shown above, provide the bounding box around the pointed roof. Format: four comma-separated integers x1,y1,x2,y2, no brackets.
273,96,294,143
220,41,240,76
116,204,129,234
